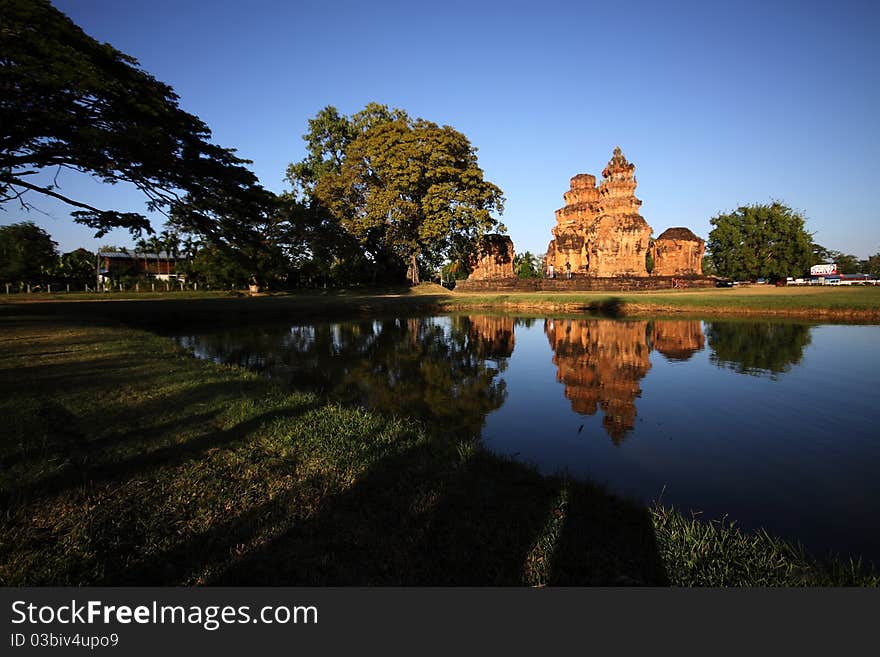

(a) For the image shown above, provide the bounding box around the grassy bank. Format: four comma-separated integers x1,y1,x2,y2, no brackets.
446,285,880,320
4,284,880,322
1,306,875,585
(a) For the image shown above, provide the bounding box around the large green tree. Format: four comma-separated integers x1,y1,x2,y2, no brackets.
0,220,58,282
173,210,291,290
179,243,252,290
707,202,812,281
285,104,420,286
56,247,96,286
1,0,272,239
308,112,504,284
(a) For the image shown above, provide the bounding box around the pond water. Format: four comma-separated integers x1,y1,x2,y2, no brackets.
174,315,880,564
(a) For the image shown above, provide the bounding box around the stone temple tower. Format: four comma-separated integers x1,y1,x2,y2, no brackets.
547,147,653,277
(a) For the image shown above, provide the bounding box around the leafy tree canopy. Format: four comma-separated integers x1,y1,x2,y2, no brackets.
0,220,58,282
287,104,504,284
863,252,880,278
56,247,96,285
811,244,863,274
285,103,410,199
514,251,542,278
700,254,717,276
179,243,252,290
1,0,273,238
707,202,812,281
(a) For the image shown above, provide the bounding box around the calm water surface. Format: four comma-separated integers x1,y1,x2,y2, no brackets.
174,316,880,563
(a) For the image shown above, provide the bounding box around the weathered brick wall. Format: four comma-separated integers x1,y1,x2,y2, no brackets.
651,228,705,276
468,234,515,280
454,275,715,292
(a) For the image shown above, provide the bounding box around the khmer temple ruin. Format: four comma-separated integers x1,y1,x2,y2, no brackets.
545,147,704,278
467,234,515,280
650,227,705,277
546,147,652,277
457,147,710,291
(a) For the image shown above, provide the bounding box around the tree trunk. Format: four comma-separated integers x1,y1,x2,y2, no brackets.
409,253,420,285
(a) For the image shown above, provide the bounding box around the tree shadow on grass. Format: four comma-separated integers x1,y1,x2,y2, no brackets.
3,380,667,584
201,442,668,586
1,400,318,508
0,294,456,333
0,368,265,468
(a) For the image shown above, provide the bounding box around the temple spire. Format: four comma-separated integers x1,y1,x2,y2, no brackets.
602,146,635,181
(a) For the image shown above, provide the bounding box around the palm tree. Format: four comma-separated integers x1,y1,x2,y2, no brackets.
160,229,180,277
181,235,203,260
134,239,150,277
148,236,164,276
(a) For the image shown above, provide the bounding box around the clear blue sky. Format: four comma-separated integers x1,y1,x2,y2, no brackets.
7,0,880,258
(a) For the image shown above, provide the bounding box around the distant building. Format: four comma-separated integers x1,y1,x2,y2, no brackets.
98,251,181,283
810,263,838,276
839,273,877,285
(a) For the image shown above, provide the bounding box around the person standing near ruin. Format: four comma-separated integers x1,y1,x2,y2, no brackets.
548,264,555,279
565,261,572,279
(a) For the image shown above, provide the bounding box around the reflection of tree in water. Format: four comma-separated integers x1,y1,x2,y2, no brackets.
706,322,812,378
545,319,653,445
178,316,511,439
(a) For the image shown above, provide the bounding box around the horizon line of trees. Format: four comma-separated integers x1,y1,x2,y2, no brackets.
4,206,880,291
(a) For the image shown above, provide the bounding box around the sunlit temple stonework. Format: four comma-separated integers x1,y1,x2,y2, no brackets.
650,227,705,277
546,147,652,277
458,146,709,290
467,234,515,280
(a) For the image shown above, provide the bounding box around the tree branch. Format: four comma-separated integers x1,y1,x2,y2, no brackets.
0,174,109,215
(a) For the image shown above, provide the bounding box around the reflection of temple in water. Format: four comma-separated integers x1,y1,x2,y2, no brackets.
545,319,704,444
463,315,515,359
650,321,705,361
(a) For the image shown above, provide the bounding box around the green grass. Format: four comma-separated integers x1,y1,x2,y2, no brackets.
1,305,876,586
444,286,880,318
7,282,880,319
3,285,880,333
651,507,877,586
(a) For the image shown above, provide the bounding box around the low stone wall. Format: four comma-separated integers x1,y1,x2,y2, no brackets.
454,275,716,293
